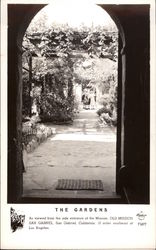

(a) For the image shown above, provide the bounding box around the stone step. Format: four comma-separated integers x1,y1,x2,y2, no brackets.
22,190,124,204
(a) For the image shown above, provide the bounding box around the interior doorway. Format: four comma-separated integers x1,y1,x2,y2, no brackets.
21,2,119,199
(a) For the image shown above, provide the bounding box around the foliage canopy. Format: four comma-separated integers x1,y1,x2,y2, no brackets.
22,18,118,124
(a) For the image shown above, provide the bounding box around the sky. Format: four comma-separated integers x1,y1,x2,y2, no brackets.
30,0,117,29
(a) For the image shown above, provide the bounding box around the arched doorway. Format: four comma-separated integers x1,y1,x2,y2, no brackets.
21,3,120,200
7,4,150,204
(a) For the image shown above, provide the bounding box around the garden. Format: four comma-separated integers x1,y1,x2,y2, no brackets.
22,11,118,152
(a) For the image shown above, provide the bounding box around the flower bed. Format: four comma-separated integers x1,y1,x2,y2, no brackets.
22,120,53,153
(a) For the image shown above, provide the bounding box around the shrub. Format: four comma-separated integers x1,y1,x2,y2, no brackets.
97,106,108,116
38,91,74,123
97,99,117,126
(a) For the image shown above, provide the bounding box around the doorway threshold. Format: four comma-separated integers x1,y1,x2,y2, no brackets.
21,189,123,204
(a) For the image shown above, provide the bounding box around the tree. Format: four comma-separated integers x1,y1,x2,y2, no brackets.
22,22,118,122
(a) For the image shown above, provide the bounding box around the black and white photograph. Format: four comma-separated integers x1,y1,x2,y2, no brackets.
1,0,156,249
7,1,151,204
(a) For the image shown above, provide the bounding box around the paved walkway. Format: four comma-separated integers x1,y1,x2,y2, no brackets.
23,110,116,197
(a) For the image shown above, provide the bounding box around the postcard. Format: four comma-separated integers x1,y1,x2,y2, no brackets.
1,0,156,249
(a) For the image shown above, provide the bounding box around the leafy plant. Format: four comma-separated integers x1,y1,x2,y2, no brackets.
22,21,118,123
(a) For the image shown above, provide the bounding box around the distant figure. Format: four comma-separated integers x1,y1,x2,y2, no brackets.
82,90,90,109
89,90,96,109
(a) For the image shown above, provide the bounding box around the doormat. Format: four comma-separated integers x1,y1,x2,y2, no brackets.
56,179,104,190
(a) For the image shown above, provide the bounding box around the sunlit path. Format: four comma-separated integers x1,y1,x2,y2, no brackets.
51,133,115,142
23,110,116,197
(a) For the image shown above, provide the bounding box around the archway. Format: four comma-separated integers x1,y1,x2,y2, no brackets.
21,3,120,200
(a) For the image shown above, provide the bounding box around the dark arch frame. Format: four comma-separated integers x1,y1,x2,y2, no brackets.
8,4,150,204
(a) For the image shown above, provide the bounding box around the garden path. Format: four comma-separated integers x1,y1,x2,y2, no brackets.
23,109,116,197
